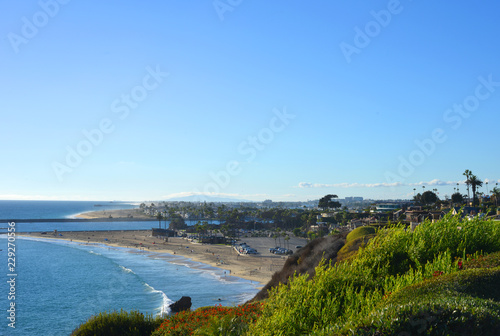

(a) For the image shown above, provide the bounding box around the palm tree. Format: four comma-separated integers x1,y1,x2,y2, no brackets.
491,187,500,207
468,174,483,207
463,170,472,205
205,206,214,225
217,205,226,224
156,213,163,229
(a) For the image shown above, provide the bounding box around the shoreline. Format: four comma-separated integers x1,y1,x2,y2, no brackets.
73,207,152,220
17,230,289,288
0,207,154,223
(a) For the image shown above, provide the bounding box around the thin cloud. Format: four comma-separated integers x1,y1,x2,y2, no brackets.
298,182,403,189
296,179,497,189
298,182,314,188
161,192,267,200
484,178,500,184
409,179,462,187
294,178,499,202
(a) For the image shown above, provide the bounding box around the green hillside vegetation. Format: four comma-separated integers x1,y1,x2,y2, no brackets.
74,213,500,335
251,233,346,301
250,213,500,335
337,226,376,261
71,310,162,336
336,234,373,262
345,225,376,243
350,266,500,335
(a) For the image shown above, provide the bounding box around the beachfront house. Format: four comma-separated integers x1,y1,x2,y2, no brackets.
405,208,447,230
452,207,481,217
346,219,364,231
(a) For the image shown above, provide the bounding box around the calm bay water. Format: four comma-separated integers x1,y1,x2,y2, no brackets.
0,200,138,220
0,201,258,336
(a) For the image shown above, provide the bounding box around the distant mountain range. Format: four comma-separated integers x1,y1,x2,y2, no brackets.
162,195,253,203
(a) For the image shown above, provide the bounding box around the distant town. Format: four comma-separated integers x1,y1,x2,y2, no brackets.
139,182,500,242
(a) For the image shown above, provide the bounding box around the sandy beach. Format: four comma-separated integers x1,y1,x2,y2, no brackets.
20,230,305,287
75,208,152,219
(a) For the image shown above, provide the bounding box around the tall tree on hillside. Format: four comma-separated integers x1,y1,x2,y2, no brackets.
217,205,226,224
413,193,422,205
469,174,483,207
451,192,464,206
491,187,500,207
293,227,301,237
156,212,163,229
169,214,186,230
463,170,472,204
421,190,439,206
318,194,341,210
205,205,214,225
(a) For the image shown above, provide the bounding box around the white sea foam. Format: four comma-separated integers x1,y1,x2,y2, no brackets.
144,283,173,316
159,291,173,316
65,211,85,219
235,291,257,304
89,250,101,256
119,265,135,274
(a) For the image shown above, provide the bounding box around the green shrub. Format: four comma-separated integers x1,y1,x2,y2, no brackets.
71,310,162,336
249,214,500,335
350,212,500,279
344,267,500,335
345,226,376,243
336,234,375,261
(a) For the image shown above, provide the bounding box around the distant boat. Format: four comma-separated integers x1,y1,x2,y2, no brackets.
94,204,103,207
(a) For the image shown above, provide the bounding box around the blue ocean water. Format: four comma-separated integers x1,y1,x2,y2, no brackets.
0,200,138,219
0,202,258,336
9,221,158,233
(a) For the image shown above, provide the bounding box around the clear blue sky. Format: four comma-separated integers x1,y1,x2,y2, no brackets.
1,1,499,202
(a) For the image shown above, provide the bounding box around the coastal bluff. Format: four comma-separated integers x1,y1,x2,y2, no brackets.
250,232,347,302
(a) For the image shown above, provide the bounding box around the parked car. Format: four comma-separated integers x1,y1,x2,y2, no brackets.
273,247,293,255
275,248,293,255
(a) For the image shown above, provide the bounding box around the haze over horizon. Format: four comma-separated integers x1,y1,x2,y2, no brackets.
2,1,499,202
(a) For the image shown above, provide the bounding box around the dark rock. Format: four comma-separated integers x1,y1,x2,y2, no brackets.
169,296,192,313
